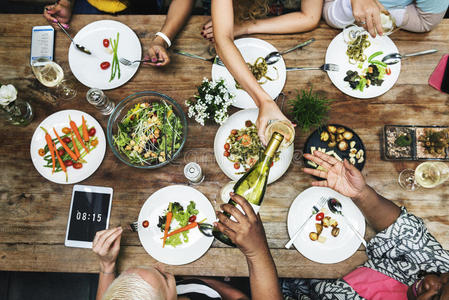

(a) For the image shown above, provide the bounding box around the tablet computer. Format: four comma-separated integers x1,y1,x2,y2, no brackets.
65,185,113,248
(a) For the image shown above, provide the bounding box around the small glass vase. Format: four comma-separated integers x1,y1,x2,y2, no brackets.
0,100,34,126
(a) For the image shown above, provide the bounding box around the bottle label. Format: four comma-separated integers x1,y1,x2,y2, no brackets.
229,202,260,222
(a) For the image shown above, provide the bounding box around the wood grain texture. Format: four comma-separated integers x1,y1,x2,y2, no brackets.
0,14,448,276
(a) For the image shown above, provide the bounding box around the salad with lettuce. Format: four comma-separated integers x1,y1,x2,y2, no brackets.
113,101,183,166
157,201,199,247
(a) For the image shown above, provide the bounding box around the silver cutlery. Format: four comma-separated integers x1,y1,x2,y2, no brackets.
129,221,139,232
55,20,91,55
173,50,225,66
287,63,339,72
119,57,153,66
265,38,315,65
285,197,327,249
327,198,367,248
382,49,438,65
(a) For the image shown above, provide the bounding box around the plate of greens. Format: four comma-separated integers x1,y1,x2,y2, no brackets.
68,20,141,90
137,185,216,265
325,28,400,99
214,108,293,184
211,38,286,109
107,91,187,169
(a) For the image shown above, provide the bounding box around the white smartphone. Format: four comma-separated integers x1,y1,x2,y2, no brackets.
30,25,54,65
65,185,113,249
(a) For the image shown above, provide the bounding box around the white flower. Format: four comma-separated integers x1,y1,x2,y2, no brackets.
0,84,17,106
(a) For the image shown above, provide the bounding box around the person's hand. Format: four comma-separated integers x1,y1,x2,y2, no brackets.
43,0,73,29
201,19,248,42
215,193,270,260
257,100,292,145
350,0,386,37
92,227,123,273
303,151,367,198
143,37,170,67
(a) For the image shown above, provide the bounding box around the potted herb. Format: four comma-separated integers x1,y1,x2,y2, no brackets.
289,88,332,132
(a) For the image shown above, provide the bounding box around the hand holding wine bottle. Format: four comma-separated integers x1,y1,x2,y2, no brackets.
215,193,270,259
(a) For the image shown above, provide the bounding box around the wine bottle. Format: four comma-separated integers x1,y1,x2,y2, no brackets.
213,132,284,246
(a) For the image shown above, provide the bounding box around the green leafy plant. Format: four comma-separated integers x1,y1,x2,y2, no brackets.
289,88,332,132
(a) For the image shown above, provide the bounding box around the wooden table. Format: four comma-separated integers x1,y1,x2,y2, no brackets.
0,14,448,278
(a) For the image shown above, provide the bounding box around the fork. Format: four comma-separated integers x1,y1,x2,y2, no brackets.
286,64,339,72
173,50,225,66
285,197,327,249
129,221,139,232
119,57,153,66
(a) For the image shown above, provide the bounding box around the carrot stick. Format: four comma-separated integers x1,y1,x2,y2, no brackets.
54,141,67,182
82,116,89,142
165,222,198,238
41,127,56,174
162,203,173,248
71,132,80,159
69,117,89,153
53,128,78,161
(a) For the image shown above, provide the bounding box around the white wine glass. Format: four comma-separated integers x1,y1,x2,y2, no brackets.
398,162,449,191
31,57,76,100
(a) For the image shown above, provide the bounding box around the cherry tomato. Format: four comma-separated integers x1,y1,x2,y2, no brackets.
245,120,253,127
188,215,197,223
224,143,230,150
386,67,391,75
233,162,240,169
103,39,110,48
38,148,45,156
224,151,230,157
62,127,71,134
142,220,149,228
62,137,71,144
88,128,96,136
151,138,157,144
58,149,65,156
100,62,110,70
270,161,274,167
231,129,238,135
315,212,325,221
64,160,73,167
73,162,83,169
91,139,99,147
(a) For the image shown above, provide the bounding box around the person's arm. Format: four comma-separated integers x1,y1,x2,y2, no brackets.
145,0,194,66
303,151,401,232
215,193,282,300
43,0,75,29
92,227,123,300
212,0,291,144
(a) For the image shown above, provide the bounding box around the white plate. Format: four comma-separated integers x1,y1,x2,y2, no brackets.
325,32,400,99
30,110,106,184
214,109,293,184
137,185,215,265
68,20,141,90
287,187,365,264
212,38,286,109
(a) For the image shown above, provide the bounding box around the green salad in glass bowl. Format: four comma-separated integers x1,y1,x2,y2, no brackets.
107,91,187,169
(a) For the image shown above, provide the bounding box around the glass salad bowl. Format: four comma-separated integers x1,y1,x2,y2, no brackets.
107,91,188,169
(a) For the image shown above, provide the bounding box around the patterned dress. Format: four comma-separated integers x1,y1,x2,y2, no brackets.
282,207,449,300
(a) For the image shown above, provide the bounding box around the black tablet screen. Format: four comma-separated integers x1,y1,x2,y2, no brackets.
68,191,111,242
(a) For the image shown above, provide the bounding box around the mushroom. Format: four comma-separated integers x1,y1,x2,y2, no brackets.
337,127,346,134
327,125,337,133
331,227,340,237
343,131,354,140
320,131,330,142
338,141,349,151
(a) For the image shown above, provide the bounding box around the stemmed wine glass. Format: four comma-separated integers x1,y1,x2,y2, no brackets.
31,57,76,100
398,162,449,191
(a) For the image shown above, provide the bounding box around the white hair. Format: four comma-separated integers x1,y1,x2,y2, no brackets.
102,272,165,300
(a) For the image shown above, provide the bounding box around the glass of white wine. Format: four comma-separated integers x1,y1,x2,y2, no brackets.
31,57,76,100
398,162,449,191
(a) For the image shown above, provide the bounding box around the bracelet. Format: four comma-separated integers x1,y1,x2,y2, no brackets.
155,32,171,48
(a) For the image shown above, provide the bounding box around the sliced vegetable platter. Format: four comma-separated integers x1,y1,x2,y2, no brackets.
325,30,401,99
137,185,216,265
68,20,141,90
30,110,106,184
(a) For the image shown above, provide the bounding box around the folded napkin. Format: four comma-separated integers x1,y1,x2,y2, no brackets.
428,54,449,93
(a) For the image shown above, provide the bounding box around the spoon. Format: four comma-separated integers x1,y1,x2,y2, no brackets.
327,198,367,247
265,38,315,65
382,49,438,65
198,222,214,237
